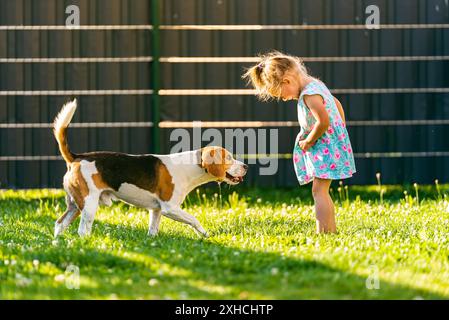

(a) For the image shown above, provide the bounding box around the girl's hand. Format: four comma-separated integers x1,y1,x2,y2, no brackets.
301,94,330,150
298,139,314,152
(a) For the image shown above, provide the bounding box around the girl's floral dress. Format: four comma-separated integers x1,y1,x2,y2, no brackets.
293,79,356,185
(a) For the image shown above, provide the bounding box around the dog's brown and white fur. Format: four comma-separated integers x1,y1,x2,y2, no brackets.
53,99,247,238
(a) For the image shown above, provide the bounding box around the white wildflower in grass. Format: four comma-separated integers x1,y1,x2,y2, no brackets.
54,274,65,283
271,268,279,275
15,274,32,287
435,179,442,200
376,172,381,181
414,183,419,205
376,172,383,204
148,278,158,286
32,259,39,268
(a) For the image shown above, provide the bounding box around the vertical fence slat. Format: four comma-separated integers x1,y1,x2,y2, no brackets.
151,0,161,153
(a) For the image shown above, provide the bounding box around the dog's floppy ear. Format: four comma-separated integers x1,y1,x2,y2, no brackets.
201,147,226,180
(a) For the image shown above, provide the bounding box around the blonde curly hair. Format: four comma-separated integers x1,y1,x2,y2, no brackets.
242,50,314,102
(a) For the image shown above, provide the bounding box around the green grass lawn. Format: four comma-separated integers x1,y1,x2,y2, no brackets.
1,182,449,299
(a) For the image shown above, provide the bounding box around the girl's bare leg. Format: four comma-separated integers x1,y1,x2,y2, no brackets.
312,178,336,233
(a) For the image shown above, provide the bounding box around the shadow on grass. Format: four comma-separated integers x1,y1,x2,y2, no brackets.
1,202,446,300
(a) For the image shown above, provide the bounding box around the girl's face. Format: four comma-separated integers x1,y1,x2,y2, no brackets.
279,78,301,101
272,71,302,101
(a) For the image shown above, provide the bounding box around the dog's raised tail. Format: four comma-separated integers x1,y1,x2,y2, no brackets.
53,99,77,163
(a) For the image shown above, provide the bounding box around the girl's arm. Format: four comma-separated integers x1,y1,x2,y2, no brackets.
299,95,329,151
333,96,346,123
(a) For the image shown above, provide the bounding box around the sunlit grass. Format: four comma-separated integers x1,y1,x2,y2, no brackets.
1,183,449,299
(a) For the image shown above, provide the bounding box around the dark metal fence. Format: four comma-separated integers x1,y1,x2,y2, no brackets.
0,0,448,188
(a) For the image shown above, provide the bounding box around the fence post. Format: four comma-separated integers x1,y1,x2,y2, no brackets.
151,0,161,154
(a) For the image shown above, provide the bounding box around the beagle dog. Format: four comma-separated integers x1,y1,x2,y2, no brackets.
53,100,248,238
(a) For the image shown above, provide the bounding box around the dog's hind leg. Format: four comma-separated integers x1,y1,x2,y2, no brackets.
78,192,100,237
54,194,80,237
148,208,162,236
161,206,208,237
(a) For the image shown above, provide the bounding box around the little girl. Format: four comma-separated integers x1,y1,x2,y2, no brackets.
242,50,356,233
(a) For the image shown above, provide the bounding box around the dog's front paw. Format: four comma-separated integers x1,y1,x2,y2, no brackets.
54,222,64,238
194,225,209,238
78,226,91,237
